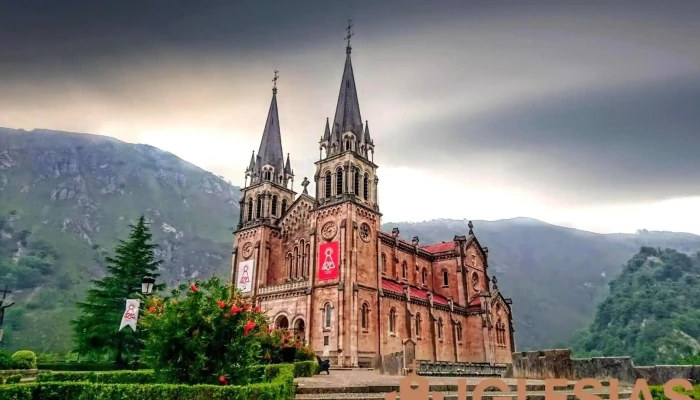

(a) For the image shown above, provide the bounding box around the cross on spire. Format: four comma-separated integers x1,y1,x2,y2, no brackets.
272,70,279,94
345,19,354,54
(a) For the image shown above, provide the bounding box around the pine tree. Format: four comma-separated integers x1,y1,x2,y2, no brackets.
71,216,165,366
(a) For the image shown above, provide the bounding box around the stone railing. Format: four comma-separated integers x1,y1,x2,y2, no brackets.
258,279,309,295
417,361,509,377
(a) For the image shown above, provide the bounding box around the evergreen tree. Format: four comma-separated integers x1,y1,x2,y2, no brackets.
71,216,165,366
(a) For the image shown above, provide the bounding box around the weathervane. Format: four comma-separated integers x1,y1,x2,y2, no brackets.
345,19,354,54
272,70,279,94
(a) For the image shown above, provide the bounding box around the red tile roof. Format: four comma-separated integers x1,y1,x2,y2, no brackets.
420,242,456,253
409,287,428,300
469,297,482,308
382,279,404,294
433,293,450,306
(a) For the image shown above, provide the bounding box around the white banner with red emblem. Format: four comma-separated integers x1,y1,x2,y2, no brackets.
119,299,141,332
237,259,255,293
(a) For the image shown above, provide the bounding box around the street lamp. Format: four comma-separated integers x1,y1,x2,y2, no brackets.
133,275,155,370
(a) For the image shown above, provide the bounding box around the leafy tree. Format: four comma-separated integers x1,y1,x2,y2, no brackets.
140,277,268,385
71,216,164,366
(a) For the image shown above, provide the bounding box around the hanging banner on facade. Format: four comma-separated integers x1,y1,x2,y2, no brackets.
237,259,255,293
318,241,340,281
119,299,141,332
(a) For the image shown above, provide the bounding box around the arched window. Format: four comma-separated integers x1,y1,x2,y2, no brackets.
247,199,253,222
389,308,396,333
421,268,427,285
381,253,387,274
264,170,271,181
286,253,293,279
256,196,263,219
402,261,408,279
324,303,332,328
345,139,350,151
299,240,306,276
361,303,369,330
442,270,449,286
325,171,332,198
437,318,444,339
353,168,360,194
363,173,369,201
305,243,311,277
336,168,343,195
415,313,422,337
293,246,299,278
271,195,278,217
281,199,288,215
456,322,463,342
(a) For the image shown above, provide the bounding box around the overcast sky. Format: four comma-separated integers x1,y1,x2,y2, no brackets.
1,0,699,234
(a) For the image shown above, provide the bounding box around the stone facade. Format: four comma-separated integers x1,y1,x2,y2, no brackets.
231,38,515,367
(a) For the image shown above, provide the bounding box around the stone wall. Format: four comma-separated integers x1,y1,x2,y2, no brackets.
417,361,508,377
510,349,700,385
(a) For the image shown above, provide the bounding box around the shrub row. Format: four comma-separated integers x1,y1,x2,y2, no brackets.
37,363,151,371
36,370,155,384
0,375,22,385
0,363,297,400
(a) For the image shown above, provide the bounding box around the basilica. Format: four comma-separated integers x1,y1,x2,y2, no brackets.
231,31,515,368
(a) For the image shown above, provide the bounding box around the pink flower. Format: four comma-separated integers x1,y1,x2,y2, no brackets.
243,304,251,311
217,300,225,309
219,375,228,385
190,284,198,293
254,305,261,313
148,306,155,313
231,306,241,315
224,313,230,319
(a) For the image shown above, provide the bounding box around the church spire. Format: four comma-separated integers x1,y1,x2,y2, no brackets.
250,70,288,186
330,20,363,146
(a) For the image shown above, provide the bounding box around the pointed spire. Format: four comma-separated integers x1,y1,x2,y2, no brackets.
256,71,285,175
284,153,292,175
247,151,256,174
331,23,363,144
323,118,331,141
363,120,371,143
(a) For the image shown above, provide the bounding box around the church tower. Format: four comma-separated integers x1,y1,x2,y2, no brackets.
233,72,296,297
312,21,382,368
238,71,295,231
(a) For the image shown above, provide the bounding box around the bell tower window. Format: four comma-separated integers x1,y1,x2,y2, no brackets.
256,196,263,219
363,173,369,201
271,195,278,216
281,199,288,215
353,168,360,194
336,168,343,195
264,170,271,181
345,140,350,151
247,199,253,222
325,171,332,198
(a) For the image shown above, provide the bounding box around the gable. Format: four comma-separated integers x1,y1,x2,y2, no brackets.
466,235,488,264
277,195,316,237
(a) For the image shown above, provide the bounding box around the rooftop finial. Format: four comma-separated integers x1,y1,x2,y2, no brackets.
345,19,354,54
272,69,279,95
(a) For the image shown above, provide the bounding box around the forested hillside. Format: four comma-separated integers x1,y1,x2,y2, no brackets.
571,247,700,365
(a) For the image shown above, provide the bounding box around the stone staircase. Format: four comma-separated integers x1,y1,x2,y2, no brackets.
294,381,635,400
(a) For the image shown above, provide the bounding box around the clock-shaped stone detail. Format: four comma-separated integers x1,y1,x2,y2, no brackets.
242,242,253,259
321,221,337,241
359,223,371,243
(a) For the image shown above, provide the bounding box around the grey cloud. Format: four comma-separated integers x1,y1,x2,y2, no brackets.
386,75,700,206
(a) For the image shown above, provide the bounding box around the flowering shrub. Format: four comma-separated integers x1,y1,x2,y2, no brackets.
258,327,315,363
139,277,269,385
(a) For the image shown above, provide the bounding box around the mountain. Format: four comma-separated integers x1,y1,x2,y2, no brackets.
0,127,241,352
570,247,700,365
381,219,700,351
2,127,700,354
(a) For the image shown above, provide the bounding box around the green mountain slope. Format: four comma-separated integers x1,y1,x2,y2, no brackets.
571,247,700,365
0,128,241,352
382,219,700,351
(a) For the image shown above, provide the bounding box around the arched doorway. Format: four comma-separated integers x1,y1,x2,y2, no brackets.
293,318,306,341
275,315,289,330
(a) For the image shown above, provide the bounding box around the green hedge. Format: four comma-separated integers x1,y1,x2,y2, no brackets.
0,364,295,400
36,370,155,384
292,361,319,377
37,363,151,371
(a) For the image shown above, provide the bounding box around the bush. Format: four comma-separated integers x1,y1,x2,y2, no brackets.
5,374,22,384
36,370,155,384
11,351,36,369
37,362,151,371
0,350,13,370
295,345,315,362
140,277,270,385
292,361,319,377
0,364,296,400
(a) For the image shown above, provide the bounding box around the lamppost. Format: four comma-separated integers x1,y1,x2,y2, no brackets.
133,275,155,370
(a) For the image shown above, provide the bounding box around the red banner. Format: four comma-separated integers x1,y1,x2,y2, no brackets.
317,241,340,281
